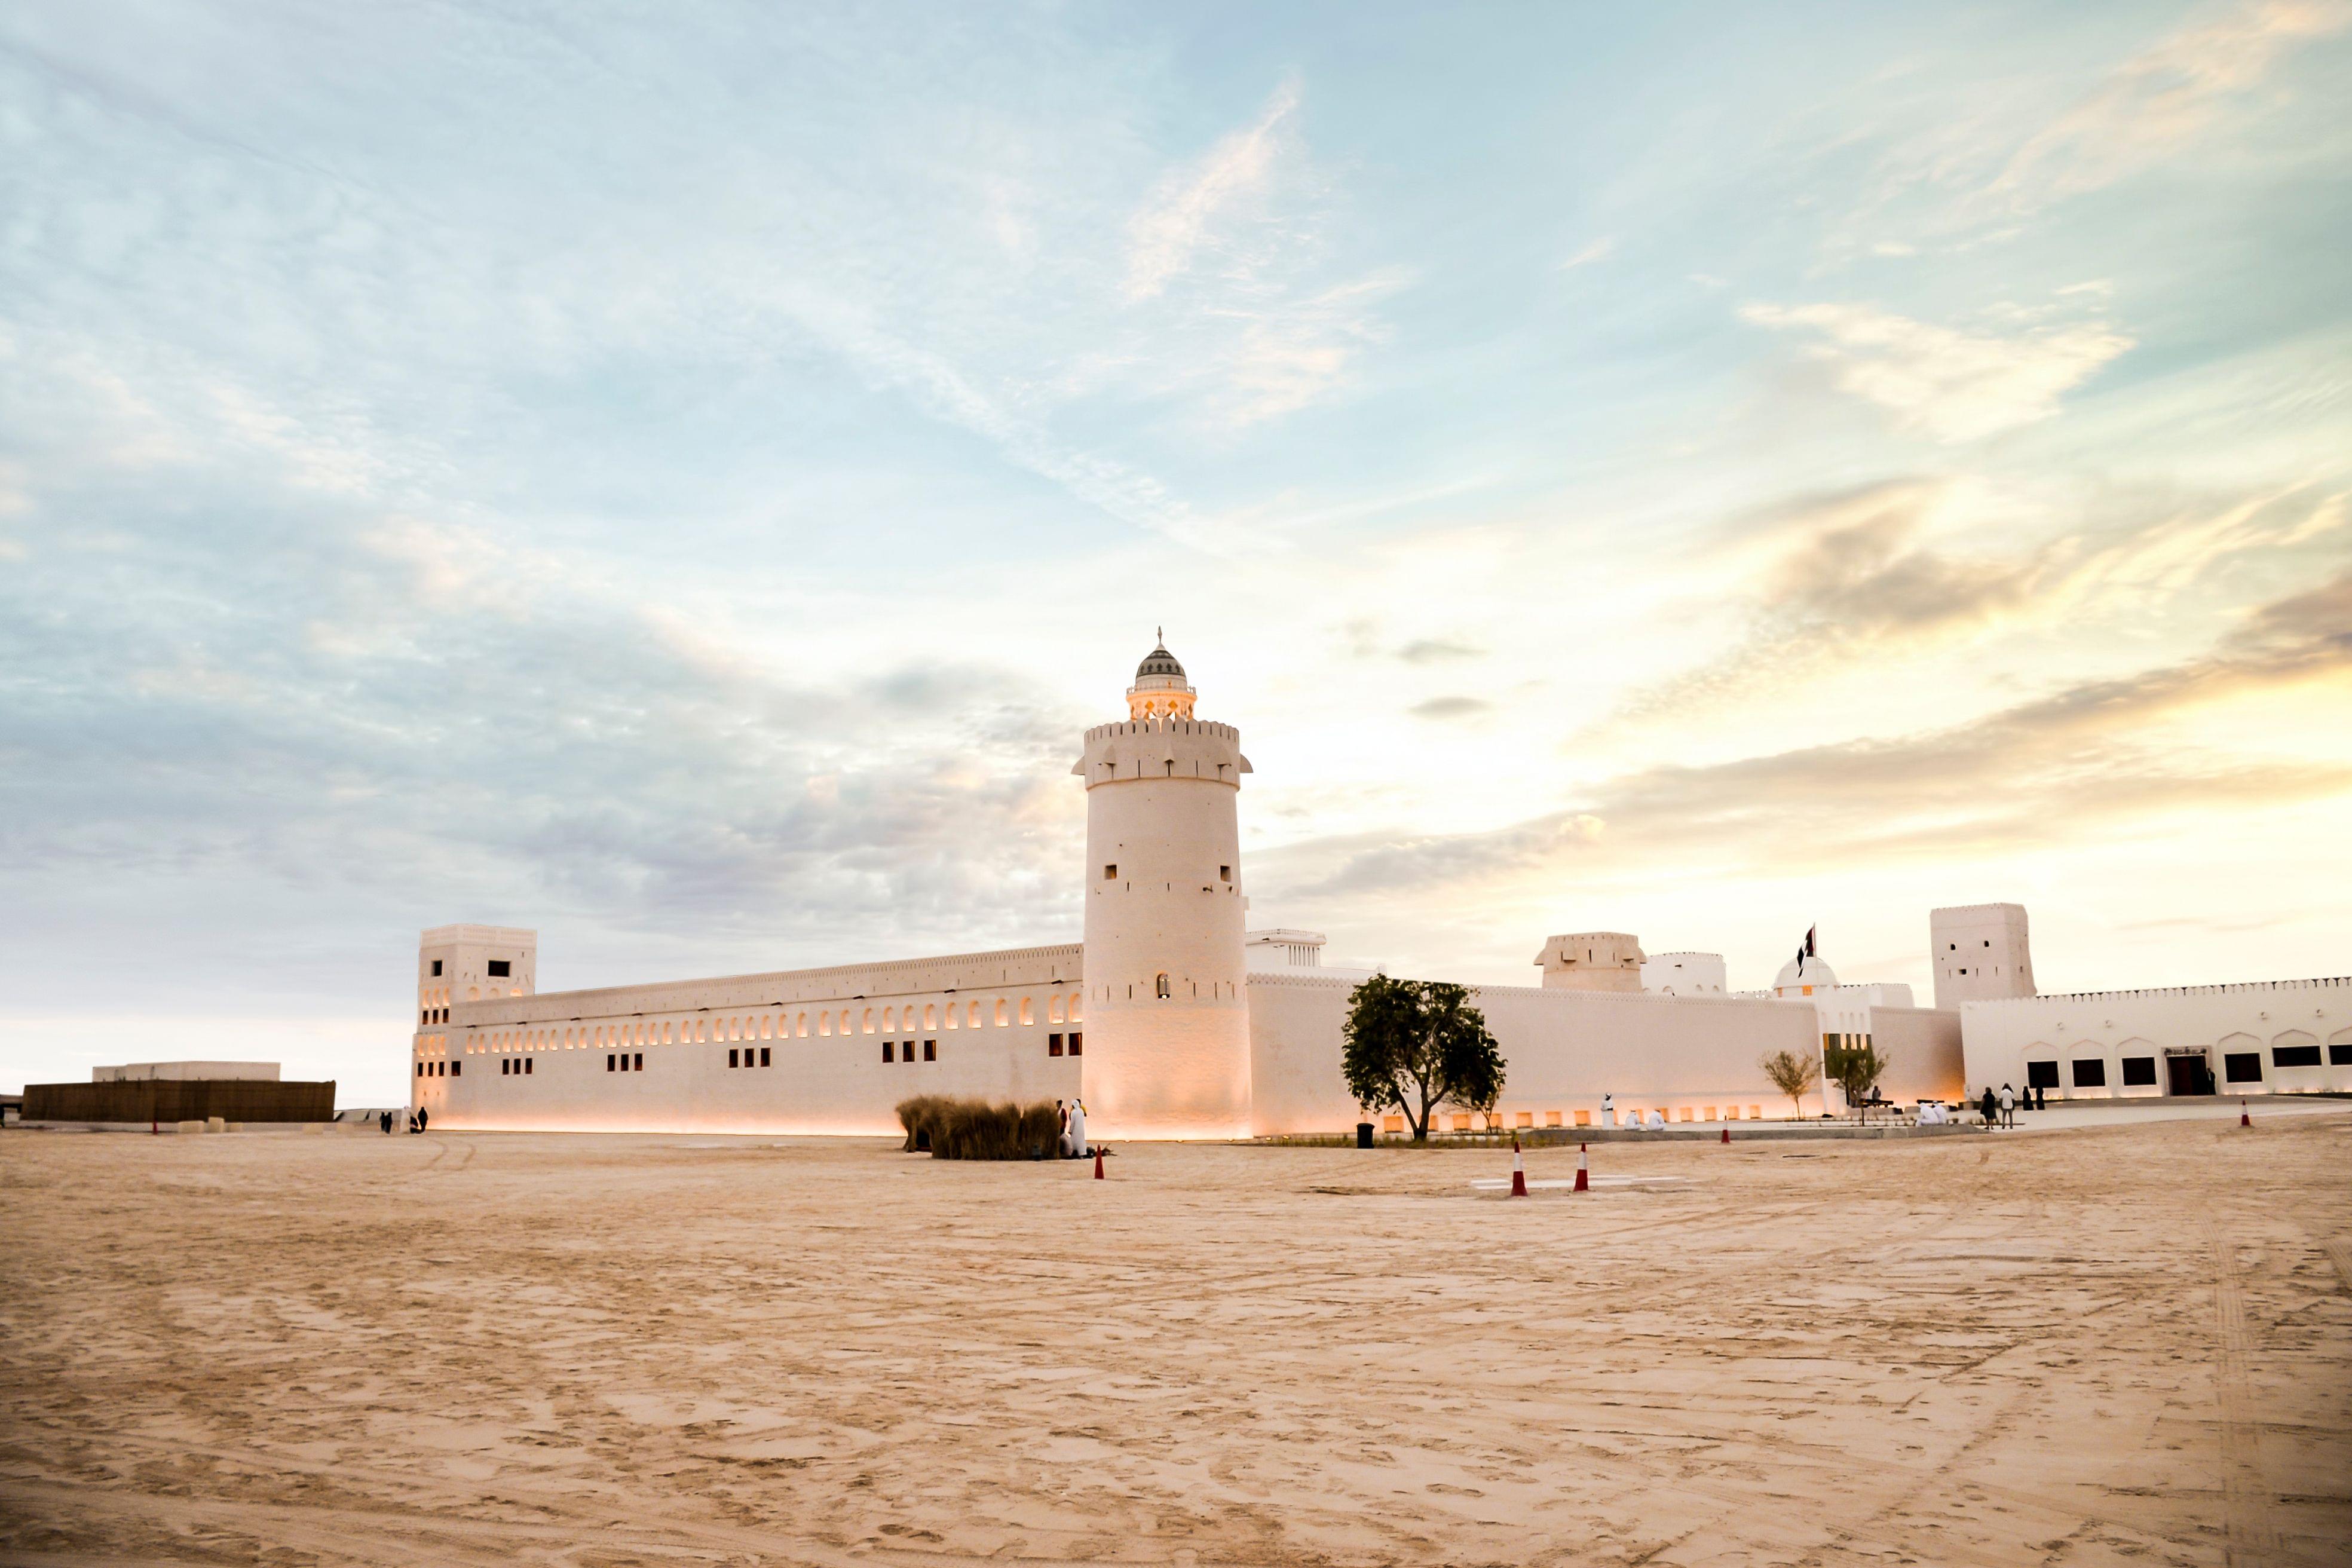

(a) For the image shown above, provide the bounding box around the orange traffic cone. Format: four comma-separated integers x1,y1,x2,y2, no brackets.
2240,1101,2250,1128
1509,1137,1528,1198
1720,1126,1731,1144
1573,1143,1589,1192
1093,1147,1105,1179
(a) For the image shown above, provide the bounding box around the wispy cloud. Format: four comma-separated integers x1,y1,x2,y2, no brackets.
1270,564,2352,901
1988,0,2351,212
1124,79,1301,301
1742,299,2132,441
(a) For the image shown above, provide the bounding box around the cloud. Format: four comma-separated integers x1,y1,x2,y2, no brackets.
1409,696,1491,721
1988,0,2352,212
1269,566,2352,902
1397,638,1485,664
1559,237,1615,270
1123,79,1301,301
1742,299,2132,442
1603,482,2347,732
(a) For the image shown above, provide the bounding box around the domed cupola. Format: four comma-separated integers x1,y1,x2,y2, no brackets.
1127,630,1198,720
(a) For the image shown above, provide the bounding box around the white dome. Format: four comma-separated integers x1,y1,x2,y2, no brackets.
1773,954,1838,994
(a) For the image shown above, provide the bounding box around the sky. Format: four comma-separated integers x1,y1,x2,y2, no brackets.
3,1,2349,1104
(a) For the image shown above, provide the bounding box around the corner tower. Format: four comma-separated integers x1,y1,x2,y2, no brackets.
1930,903,2035,1010
1073,639,1252,1138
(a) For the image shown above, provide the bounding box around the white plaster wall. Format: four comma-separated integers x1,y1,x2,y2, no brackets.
1867,1007,1965,1103
425,944,1087,1134
1247,973,1832,1134
1961,976,2352,1100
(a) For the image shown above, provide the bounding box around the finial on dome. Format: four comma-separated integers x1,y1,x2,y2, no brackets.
1127,633,1197,721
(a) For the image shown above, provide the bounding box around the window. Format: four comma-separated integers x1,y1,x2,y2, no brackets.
1019,997,1033,1025
2273,1044,2322,1068
502,1059,510,1076
417,1062,424,1078
1049,1033,1063,1056
2333,1043,2352,1066
1103,863,1117,880
607,1054,615,1072
1067,1031,1082,1056
1155,972,1171,999
488,960,511,978
994,999,1008,1027
2121,1057,2157,1086
452,1061,461,1077
883,1042,895,1062
923,1004,936,1030
1219,865,1231,883
760,1047,770,1067
1574,1109,1591,1127
431,959,443,976
728,1048,739,1068
2072,1059,2106,1088
1049,995,1064,1024
2026,1061,2060,1089
923,1040,935,1062
2224,1052,2263,1083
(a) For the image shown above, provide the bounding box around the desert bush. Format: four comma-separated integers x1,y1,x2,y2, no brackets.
896,1095,1064,1159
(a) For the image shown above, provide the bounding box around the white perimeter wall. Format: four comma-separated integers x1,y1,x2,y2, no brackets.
1247,973,1838,1134
418,945,1086,1135
1962,976,2352,1100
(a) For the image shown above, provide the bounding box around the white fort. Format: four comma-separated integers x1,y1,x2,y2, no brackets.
408,642,2350,1133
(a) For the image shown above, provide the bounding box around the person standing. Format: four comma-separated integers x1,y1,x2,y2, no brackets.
1068,1097,1088,1159
1997,1083,2016,1129
416,1104,430,1134
1056,1100,1072,1159
1979,1086,1997,1125
379,1109,391,1135
1601,1093,1616,1128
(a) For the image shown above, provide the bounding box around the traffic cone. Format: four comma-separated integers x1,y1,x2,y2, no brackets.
1720,1126,1731,1145
1509,1137,1527,1198
1093,1147,1105,1179
2240,1101,2250,1128
1573,1143,1589,1193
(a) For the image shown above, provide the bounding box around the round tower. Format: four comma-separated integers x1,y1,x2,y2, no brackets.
1072,638,1253,1138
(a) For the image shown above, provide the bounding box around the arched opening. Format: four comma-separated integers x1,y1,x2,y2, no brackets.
1155,972,1171,999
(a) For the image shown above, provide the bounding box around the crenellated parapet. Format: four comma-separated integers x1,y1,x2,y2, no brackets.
1072,717,1251,789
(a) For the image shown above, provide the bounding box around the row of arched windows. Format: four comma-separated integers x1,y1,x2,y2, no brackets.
467,991,1083,1052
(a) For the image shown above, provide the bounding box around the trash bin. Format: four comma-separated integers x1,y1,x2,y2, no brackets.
1356,1122,1375,1149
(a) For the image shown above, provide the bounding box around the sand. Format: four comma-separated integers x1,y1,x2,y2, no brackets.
4,1110,2350,1567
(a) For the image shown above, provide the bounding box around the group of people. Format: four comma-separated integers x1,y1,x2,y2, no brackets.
1979,1082,2045,1128
1054,1097,1089,1159
380,1107,427,1135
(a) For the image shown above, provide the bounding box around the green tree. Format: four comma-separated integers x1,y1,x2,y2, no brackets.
1823,1039,1894,1120
1759,1049,1821,1119
1342,975,1505,1141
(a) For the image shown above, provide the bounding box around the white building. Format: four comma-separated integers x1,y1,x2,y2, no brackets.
1961,978,2352,1100
411,641,1967,1137
1642,951,1726,996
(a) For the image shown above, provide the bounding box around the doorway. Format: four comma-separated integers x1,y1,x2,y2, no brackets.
2165,1051,2214,1097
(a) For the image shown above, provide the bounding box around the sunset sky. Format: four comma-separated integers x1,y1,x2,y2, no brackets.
4,2,2348,1102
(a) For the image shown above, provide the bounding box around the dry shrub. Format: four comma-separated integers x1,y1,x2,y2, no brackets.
896,1095,1064,1160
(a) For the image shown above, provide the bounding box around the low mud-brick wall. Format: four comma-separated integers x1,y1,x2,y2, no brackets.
23,1079,337,1124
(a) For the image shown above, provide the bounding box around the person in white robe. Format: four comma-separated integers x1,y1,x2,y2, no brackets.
1068,1097,1089,1157
1644,1108,1665,1131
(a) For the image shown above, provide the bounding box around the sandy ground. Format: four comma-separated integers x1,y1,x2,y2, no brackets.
4,1113,2350,1568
